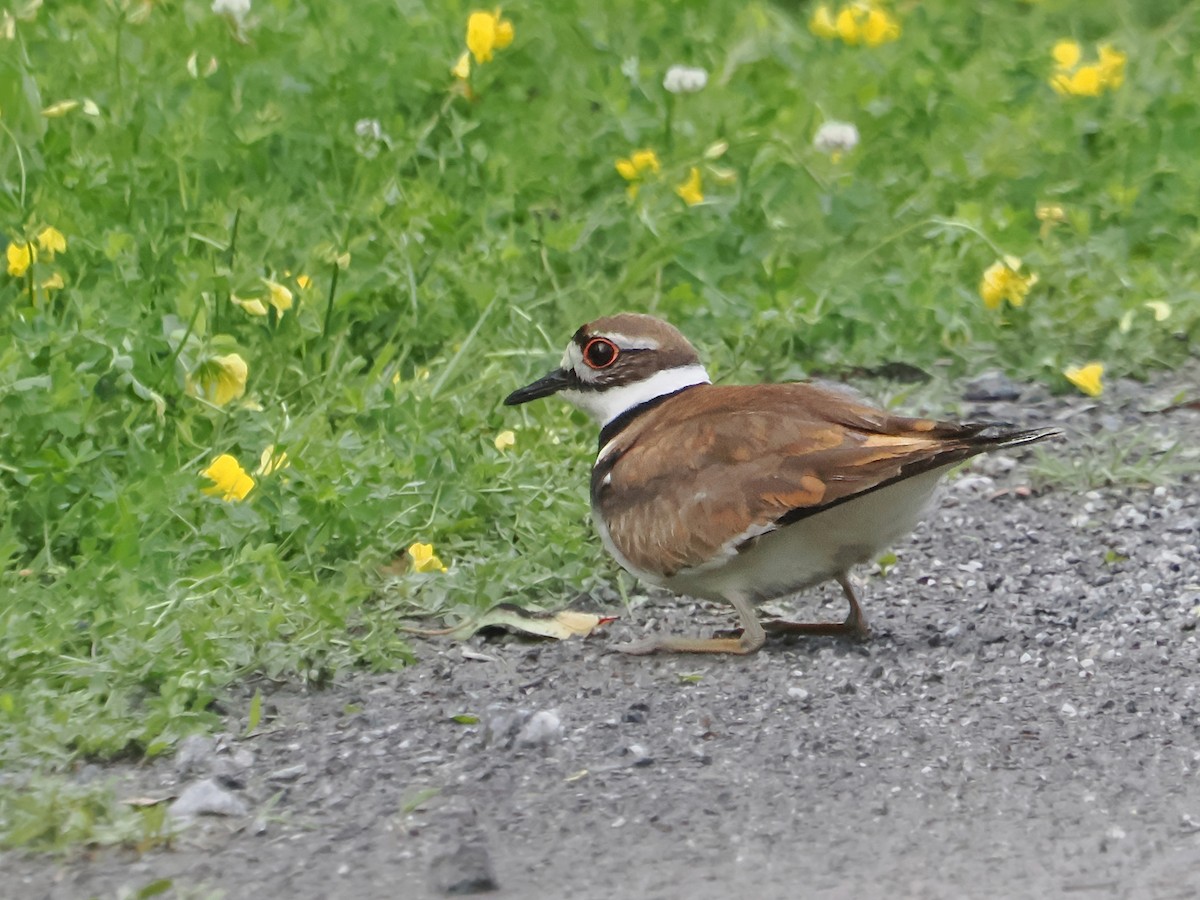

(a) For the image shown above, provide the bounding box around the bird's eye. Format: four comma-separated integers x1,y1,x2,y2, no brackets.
582,337,619,370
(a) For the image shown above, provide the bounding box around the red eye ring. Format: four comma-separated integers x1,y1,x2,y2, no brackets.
582,337,619,370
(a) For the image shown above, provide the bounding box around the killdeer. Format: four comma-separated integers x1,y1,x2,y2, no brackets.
504,313,1059,655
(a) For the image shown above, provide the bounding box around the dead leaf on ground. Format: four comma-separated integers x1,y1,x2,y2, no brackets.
123,795,173,808
401,603,615,642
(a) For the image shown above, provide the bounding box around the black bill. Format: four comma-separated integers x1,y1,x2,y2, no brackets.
503,368,575,405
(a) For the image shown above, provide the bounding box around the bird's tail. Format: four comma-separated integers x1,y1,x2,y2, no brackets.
970,425,1063,449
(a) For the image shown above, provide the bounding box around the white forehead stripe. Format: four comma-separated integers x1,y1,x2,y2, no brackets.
606,332,661,351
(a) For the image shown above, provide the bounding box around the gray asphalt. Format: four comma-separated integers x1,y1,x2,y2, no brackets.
7,367,1199,900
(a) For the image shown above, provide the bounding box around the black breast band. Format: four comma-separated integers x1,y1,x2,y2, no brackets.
596,385,702,453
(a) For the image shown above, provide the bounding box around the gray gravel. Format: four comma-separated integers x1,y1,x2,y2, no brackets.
5,367,1199,900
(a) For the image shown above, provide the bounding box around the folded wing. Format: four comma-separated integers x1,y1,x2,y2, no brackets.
594,382,1056,577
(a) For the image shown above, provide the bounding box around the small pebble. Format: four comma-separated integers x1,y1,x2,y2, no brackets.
268,764,308,782
430,841,499,896
169,778,248,819
515,710,563,749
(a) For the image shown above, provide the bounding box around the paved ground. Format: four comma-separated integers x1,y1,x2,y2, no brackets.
6,366,1200,900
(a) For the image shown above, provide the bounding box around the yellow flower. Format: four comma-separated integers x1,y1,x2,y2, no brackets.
201,454,255,501
1052,39,1081,69
615,149,660,180
1144,300,1171,322
452,51,471,79
1054,65,1103,97
861,7,901,46
41,272,64,291
36,226,66,258
810,3,900,47
188,352,249,407
256,444,290,475
809,4,838,38
675,167,704,206
835,6,860,44
1037,202,1067,239
408,542,448,574
262,278,294,317
1036,202,1065,223
6,240,35,277
979,256,1038,310
466,9,514,64
42,100,80,118
1050,41,1125,96
615,149,661,199
295,274,312,290
494,429,516,451
232,294,268,316
1064,363,1103,397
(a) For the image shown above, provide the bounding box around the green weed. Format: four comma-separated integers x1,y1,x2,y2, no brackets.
1029,429,1195,490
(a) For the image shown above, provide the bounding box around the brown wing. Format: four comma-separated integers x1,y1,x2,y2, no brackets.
594,382,1055,578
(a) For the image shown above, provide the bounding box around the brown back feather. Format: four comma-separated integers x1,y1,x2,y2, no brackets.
593,382,1057,577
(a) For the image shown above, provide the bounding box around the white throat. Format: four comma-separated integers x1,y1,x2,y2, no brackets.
561,363,711,426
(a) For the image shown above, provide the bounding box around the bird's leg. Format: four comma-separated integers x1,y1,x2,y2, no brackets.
837,573,869,636
760,572,871,639
617,592,765,656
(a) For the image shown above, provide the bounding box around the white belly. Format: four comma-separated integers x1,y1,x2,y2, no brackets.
661,466,950,603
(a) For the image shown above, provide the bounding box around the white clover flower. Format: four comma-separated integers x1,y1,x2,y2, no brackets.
663,65,708,94
212,0,251,20
813,120,860,157
354,118,384,141
354,118,391,158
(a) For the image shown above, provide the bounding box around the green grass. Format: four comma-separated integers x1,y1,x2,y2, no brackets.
2,0,1198,847
1028,427,1196,489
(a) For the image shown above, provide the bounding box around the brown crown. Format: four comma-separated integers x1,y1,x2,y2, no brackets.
571,313,702,390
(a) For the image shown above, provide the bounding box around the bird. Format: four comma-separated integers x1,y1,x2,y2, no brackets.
504,313,1060,655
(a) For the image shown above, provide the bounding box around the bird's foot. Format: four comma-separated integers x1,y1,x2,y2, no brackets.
615,633,763,655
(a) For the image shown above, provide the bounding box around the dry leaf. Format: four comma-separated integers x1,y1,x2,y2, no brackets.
123,795,172,808
476,605,611,640
378,553,410,577
401,603,615,642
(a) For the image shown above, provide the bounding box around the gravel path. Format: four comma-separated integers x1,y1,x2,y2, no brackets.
7,368,1200,900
